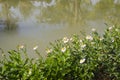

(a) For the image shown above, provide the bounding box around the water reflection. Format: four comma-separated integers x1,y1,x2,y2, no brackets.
0,0,120,58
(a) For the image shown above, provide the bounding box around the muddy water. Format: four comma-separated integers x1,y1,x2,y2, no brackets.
0,0,119,58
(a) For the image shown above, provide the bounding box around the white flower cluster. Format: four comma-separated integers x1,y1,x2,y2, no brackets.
86,35,93,40
79,39,86,50
62,37,69,43
81,44,86,49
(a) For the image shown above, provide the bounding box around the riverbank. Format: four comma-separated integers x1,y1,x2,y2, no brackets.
0,25,120,80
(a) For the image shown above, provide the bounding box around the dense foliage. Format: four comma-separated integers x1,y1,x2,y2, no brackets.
1,25,120,80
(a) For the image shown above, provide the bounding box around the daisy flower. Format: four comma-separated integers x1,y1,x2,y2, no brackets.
33,46,38,50
86,35,93,40
80,58,86,64
46,49,52,53
61,47,66,53
62,37,69,43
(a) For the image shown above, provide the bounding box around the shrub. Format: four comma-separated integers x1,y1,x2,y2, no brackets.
0,25,120,80
0,46,44,80
43,25,120,80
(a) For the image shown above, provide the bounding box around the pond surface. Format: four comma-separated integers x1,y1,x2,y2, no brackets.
0,0,120,58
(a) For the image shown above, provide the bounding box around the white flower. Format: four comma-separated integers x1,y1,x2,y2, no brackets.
81,44,86,49
70,38,73,41
61,47,66,53
46,49,52,53
79,39,82,43
18,45,24,50
108,26,113,30
100,37,104,41
62,37,69,43
80,58,86,64
33,46,38,50
112,39,114,42
86,35,93,40
112,38,114,42
92,28,96,32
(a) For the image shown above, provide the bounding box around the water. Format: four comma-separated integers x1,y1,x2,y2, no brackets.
0,20,88,58
0,0,119,58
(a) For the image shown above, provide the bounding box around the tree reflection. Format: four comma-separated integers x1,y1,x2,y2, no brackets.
0,0,119,30
93,0,120,25
0,0,19,30
35,0,95,25
0,0,34,30
36,0,83,24
19,0,34,19
35,0,120,26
